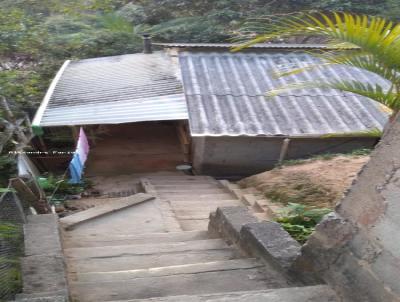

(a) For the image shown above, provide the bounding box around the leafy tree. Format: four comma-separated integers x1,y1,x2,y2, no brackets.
117,3,149,25
314,0,400,19
151,16,231,43
41,13,142,59
0,8,39,57
237,12,400,113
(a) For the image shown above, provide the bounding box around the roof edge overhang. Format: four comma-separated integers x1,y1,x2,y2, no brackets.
32,60,71,127
154,42,360,51
39,116,189,128
190,132,382,139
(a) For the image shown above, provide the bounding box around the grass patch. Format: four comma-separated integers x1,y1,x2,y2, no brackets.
278,148,372,167
0,223,23,300
264,175,337,208
0,264,22,297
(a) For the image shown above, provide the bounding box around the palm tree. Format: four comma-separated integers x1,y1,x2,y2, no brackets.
235,12,400,115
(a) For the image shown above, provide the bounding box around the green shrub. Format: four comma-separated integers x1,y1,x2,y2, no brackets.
37,174,92,201
0,223,23,297
275,203,332,244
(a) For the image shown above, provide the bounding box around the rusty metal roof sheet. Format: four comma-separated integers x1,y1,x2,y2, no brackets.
178,51,390,137
33,52,188,127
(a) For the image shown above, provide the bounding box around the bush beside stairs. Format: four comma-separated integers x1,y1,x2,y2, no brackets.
18,174,339,302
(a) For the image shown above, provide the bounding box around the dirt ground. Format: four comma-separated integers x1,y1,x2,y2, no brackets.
62,172,182,213
239,155,370,209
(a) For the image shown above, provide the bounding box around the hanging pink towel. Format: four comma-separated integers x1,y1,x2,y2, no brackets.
69,127,90,183
76,127,90,165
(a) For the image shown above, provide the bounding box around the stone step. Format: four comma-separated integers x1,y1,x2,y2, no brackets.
157,189,228,194
73,258,263,282
146,175,214,181
26,213,58,224
107,285,339,302
65,239,228,259
253,199,282,218
172,204,238,212
154,184,221,189
63,230,209,248
70,264,287,301
252,212,270,221
170,199,239,205
165,194,238,201
68,245,239,273
178,219,212,231
174,209,218,218
149,176,220,185
175,213,213,220
60,193,155,230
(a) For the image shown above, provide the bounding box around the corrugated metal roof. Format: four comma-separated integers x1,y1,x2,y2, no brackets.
34,52,188,127
179,51,390,137
155,43,359,50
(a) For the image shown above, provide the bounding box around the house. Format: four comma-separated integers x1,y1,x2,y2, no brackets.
32,40,390,177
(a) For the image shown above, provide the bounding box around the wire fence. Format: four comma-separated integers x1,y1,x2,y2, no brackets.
0,189,28,301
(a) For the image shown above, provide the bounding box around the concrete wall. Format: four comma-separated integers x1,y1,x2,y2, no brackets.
291,114,400,302
192,136,378,177
192,136,282,176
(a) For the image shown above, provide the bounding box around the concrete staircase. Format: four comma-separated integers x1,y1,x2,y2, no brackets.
142,175,244,231
61,174,339,302
64,230,337,302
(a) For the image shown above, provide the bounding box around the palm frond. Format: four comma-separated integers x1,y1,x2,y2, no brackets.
234,12,400,71
324,80,399,110
272,51,399,85
312,51,400,84
266,80,398,110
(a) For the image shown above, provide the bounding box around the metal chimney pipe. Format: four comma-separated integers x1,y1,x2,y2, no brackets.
142,34,153,54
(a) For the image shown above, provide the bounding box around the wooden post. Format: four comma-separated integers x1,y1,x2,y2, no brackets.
278,138,291,164
10,178,50,214
70,126,79,142
176,123,191,163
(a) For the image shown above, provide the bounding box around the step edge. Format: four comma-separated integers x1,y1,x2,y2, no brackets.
72,258,262,282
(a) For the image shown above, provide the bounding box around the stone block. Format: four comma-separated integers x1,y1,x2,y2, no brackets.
26,214,58,224
21,255,68,294
370,250,400,295
16,296,67,302
240,222,301,271
16,290,68,302
208,206,258,244
24,223,62,257
290,213,354,285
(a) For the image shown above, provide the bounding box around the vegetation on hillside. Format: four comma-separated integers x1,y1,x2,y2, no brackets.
1,1,399,112
239,152,370,243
